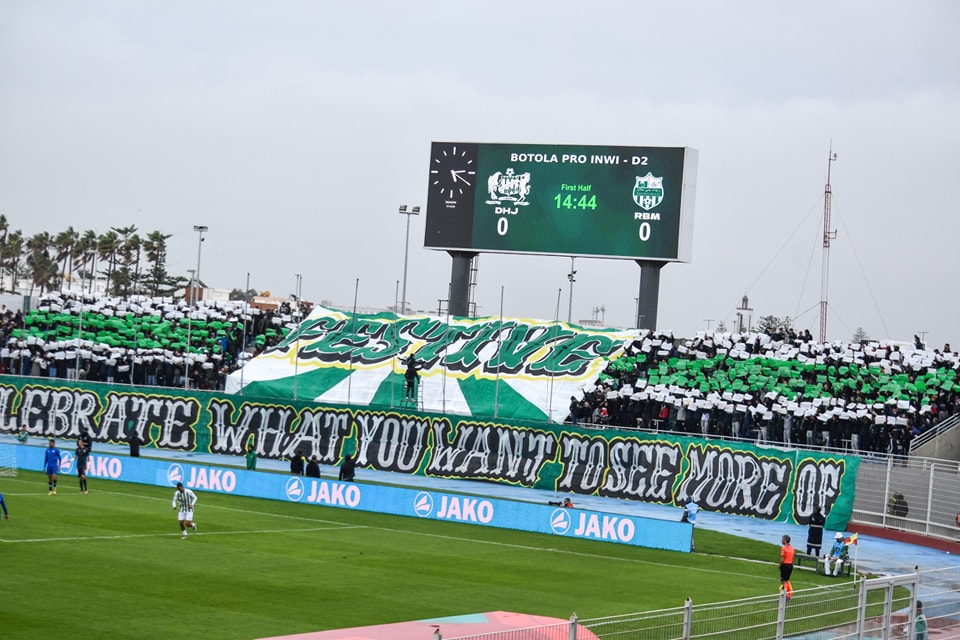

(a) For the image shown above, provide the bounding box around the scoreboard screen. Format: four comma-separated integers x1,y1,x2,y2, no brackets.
424,142,697,262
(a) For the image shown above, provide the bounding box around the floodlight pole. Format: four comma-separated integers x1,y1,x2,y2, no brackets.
567,257,576,323
240,272,250,395
293,273,302,400
192,225,208,304
75,294,83,377
185,225,208,389
399,205,420,315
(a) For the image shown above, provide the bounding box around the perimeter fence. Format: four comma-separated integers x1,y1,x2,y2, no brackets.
445,567,960,640
852,454,960,543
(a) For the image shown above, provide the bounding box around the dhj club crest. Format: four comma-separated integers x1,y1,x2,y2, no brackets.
633,172,664,210
486,168,532,205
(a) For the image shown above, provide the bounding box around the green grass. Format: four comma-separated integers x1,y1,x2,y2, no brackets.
3,471,839,640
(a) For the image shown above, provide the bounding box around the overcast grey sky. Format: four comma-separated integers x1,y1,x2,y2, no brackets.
3,1,958,346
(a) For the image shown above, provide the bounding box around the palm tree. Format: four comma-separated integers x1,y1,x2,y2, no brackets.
3,230,25,293
97,230,121,294
77,229,98,293
26,232,57,295
54,226,79,291
124,232,142,295
69,231,86,293
74,230,96,293
0,215,10,292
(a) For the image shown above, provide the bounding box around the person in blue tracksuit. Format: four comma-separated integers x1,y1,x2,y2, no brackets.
43,438,63,495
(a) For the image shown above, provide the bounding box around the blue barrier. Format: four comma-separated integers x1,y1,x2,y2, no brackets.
7,443,692,552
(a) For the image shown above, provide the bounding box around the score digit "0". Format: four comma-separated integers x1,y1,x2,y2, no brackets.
638,222,651,241
497,218,509,236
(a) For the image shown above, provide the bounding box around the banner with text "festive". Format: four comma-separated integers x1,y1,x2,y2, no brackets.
0,376,858,528
225,306,637,423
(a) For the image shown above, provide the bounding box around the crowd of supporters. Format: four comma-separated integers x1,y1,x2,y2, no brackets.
3,290,959,459
0,291,304,390
570,327,959,456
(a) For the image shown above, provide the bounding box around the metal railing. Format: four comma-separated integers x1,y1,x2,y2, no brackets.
445,568,960,640
852,455,960,542
910,412,960,452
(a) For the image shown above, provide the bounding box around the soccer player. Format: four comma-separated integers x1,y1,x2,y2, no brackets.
76,438,91,494
0,492,8,519
780,534,795,599
43,438,62,495
172,482,198,539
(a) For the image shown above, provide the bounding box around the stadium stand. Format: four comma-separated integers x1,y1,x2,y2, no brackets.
0,291,300,390
2,291,958,459
575,328,959,456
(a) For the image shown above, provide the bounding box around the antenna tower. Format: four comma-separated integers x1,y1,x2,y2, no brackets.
819,146,838,343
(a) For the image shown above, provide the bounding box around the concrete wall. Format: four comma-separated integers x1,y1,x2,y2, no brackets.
912,425,960,462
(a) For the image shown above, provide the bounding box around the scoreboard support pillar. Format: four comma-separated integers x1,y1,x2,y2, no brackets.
447,251,478,317
635,260,664,330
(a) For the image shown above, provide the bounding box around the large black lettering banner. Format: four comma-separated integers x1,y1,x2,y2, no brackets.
0,376,858,528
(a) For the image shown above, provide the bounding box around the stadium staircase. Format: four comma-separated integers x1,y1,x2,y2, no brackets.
910,413,960,461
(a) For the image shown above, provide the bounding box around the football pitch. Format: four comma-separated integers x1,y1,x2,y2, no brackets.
2,471,832,639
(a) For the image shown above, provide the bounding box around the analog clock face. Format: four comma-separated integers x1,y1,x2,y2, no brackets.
430,144,477,199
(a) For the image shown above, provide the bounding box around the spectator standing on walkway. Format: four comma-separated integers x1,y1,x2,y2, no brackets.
245,444,257,471
339,453,356,482
289,450,305,476
806,508,825,555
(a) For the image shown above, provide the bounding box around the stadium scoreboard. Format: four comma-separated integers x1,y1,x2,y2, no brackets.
424,142,698,262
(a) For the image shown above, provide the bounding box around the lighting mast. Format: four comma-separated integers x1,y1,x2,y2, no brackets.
818,146,838,344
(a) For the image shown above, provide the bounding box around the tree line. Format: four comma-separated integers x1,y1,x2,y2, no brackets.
0,216,185,298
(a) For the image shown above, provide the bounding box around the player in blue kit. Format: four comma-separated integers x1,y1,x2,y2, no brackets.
0,492,8,519
43,438,62,495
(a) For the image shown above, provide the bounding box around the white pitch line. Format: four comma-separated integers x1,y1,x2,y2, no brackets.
367,524,771,578
0,525,365,544
91,488,360,526
1,483,770,579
